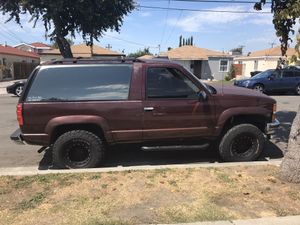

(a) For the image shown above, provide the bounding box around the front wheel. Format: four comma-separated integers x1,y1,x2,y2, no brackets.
52,130,105,169
253,84,264,93
296,84,300,95
219,124,265,162
14,85,24,97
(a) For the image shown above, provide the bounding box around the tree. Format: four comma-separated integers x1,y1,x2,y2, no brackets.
191,36,194,46
0,0,135,58
254,0,300,57
179,35,183,47
127,48,152,58
51,38,74,49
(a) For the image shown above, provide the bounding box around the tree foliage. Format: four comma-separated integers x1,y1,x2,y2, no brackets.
255,0,300,57
179,35,194,47
127,48,152,58
0,0,135,58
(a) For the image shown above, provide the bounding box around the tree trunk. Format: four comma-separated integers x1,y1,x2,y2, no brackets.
55,36,73,58
280,105,300,183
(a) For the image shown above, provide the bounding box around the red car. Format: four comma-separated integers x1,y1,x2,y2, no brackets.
11,58,280,169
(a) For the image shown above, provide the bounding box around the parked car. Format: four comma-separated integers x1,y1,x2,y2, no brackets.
250,71,262,77
11,58,280,169
6,80,27,97
234,67,300,95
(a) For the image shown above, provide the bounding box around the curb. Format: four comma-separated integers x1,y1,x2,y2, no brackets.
152,215,300,225
0,160,281,176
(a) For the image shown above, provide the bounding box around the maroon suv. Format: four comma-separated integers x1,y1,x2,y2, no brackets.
11,58,280,169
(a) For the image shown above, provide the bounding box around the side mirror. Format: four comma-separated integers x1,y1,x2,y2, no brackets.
268,75,274,80
198,90,208,102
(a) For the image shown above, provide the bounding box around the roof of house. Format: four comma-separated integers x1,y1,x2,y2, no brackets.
249,46,296,57
40,43,124,57
30,42,51,48
138,54,155,59
160,45,231,60
0,45,40,59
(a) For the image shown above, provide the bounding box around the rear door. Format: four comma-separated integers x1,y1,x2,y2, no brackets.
142,65,214,141
281,69,295,91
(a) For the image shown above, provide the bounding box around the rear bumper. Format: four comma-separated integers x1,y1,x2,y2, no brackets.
10,129,25,145
266,119,280,135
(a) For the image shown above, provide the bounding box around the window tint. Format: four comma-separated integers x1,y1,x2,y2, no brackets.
26,64,132,102
282,70,294,78
295,70,300,77
146,67,199,99
219,60,229,72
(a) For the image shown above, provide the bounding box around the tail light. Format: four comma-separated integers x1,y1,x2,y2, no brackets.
17,103,24,126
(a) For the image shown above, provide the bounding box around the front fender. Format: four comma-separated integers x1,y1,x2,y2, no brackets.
215,107,270,135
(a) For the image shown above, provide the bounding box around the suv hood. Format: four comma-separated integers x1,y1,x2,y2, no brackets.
209,83,276,105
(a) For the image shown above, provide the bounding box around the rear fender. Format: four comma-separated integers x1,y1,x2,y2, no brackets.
45,115,113,142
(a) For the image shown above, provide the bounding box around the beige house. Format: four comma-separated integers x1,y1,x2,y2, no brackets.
14,42,52,54
159,45,234,80
39,43,125,63
234,46,298,77
0,45,40,81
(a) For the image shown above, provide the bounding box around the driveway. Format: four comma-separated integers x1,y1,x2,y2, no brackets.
0,93,298,169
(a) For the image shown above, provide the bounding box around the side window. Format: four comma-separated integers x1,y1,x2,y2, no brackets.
282,70,295,78
26,64,132,101
272,70,281,78
146,67,199,99
295,70,300,77
219,60,229,72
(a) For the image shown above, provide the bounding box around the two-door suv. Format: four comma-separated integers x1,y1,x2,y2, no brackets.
11,58,280,169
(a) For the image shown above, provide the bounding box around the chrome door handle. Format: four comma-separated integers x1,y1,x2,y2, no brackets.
144,107,154,112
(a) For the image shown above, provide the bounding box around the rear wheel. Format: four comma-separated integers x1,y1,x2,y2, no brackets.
296,84,300,95
219,124,265,162
14,85,23,97
253,84,264,93
52,130,104,169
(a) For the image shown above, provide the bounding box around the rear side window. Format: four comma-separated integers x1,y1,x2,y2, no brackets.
26,64,132,102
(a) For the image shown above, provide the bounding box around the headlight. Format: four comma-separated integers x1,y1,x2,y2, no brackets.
244,80,250,87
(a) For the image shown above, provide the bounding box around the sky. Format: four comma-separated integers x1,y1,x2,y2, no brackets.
0,0,297,55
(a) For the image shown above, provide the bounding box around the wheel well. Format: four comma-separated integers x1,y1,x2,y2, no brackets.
254,83,264,88
221,115,266,135
51,124,105,144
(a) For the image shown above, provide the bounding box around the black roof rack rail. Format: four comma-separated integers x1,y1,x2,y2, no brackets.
41,57,145,65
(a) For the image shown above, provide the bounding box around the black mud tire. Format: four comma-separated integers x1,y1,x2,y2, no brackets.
52,130,104,169
219,124,265,162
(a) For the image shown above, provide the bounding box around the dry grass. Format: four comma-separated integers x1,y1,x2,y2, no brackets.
0,165,300,225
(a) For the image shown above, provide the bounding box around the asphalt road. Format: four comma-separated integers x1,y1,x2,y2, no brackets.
0,94,299,169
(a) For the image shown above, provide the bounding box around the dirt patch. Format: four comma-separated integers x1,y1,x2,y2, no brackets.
0,165,300,225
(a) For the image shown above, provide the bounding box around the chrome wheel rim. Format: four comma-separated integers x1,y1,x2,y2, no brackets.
254,85,263,92
15,86,23,96
296,85,300,95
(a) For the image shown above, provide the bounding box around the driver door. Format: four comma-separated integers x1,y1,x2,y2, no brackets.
142,66,214,141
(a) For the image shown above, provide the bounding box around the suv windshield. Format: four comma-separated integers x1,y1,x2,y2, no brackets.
251,70,274,79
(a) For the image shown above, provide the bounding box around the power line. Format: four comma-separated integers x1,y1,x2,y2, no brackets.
104,34,158,49
164,10,183,46
137,5,272,13
160,0,171,49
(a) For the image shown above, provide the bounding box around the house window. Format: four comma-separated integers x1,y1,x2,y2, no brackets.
219,60,229,72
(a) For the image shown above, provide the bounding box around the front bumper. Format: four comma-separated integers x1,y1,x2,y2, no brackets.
10,129,25,145
266,119,280,135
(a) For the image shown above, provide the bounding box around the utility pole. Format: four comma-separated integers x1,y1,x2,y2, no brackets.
269,42,276,48
106,44,112,50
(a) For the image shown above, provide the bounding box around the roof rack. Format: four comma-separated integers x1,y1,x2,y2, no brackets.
41,57,144,65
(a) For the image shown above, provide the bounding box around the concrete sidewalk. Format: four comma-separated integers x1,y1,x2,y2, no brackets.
157,215,300,225
0,160,281,176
